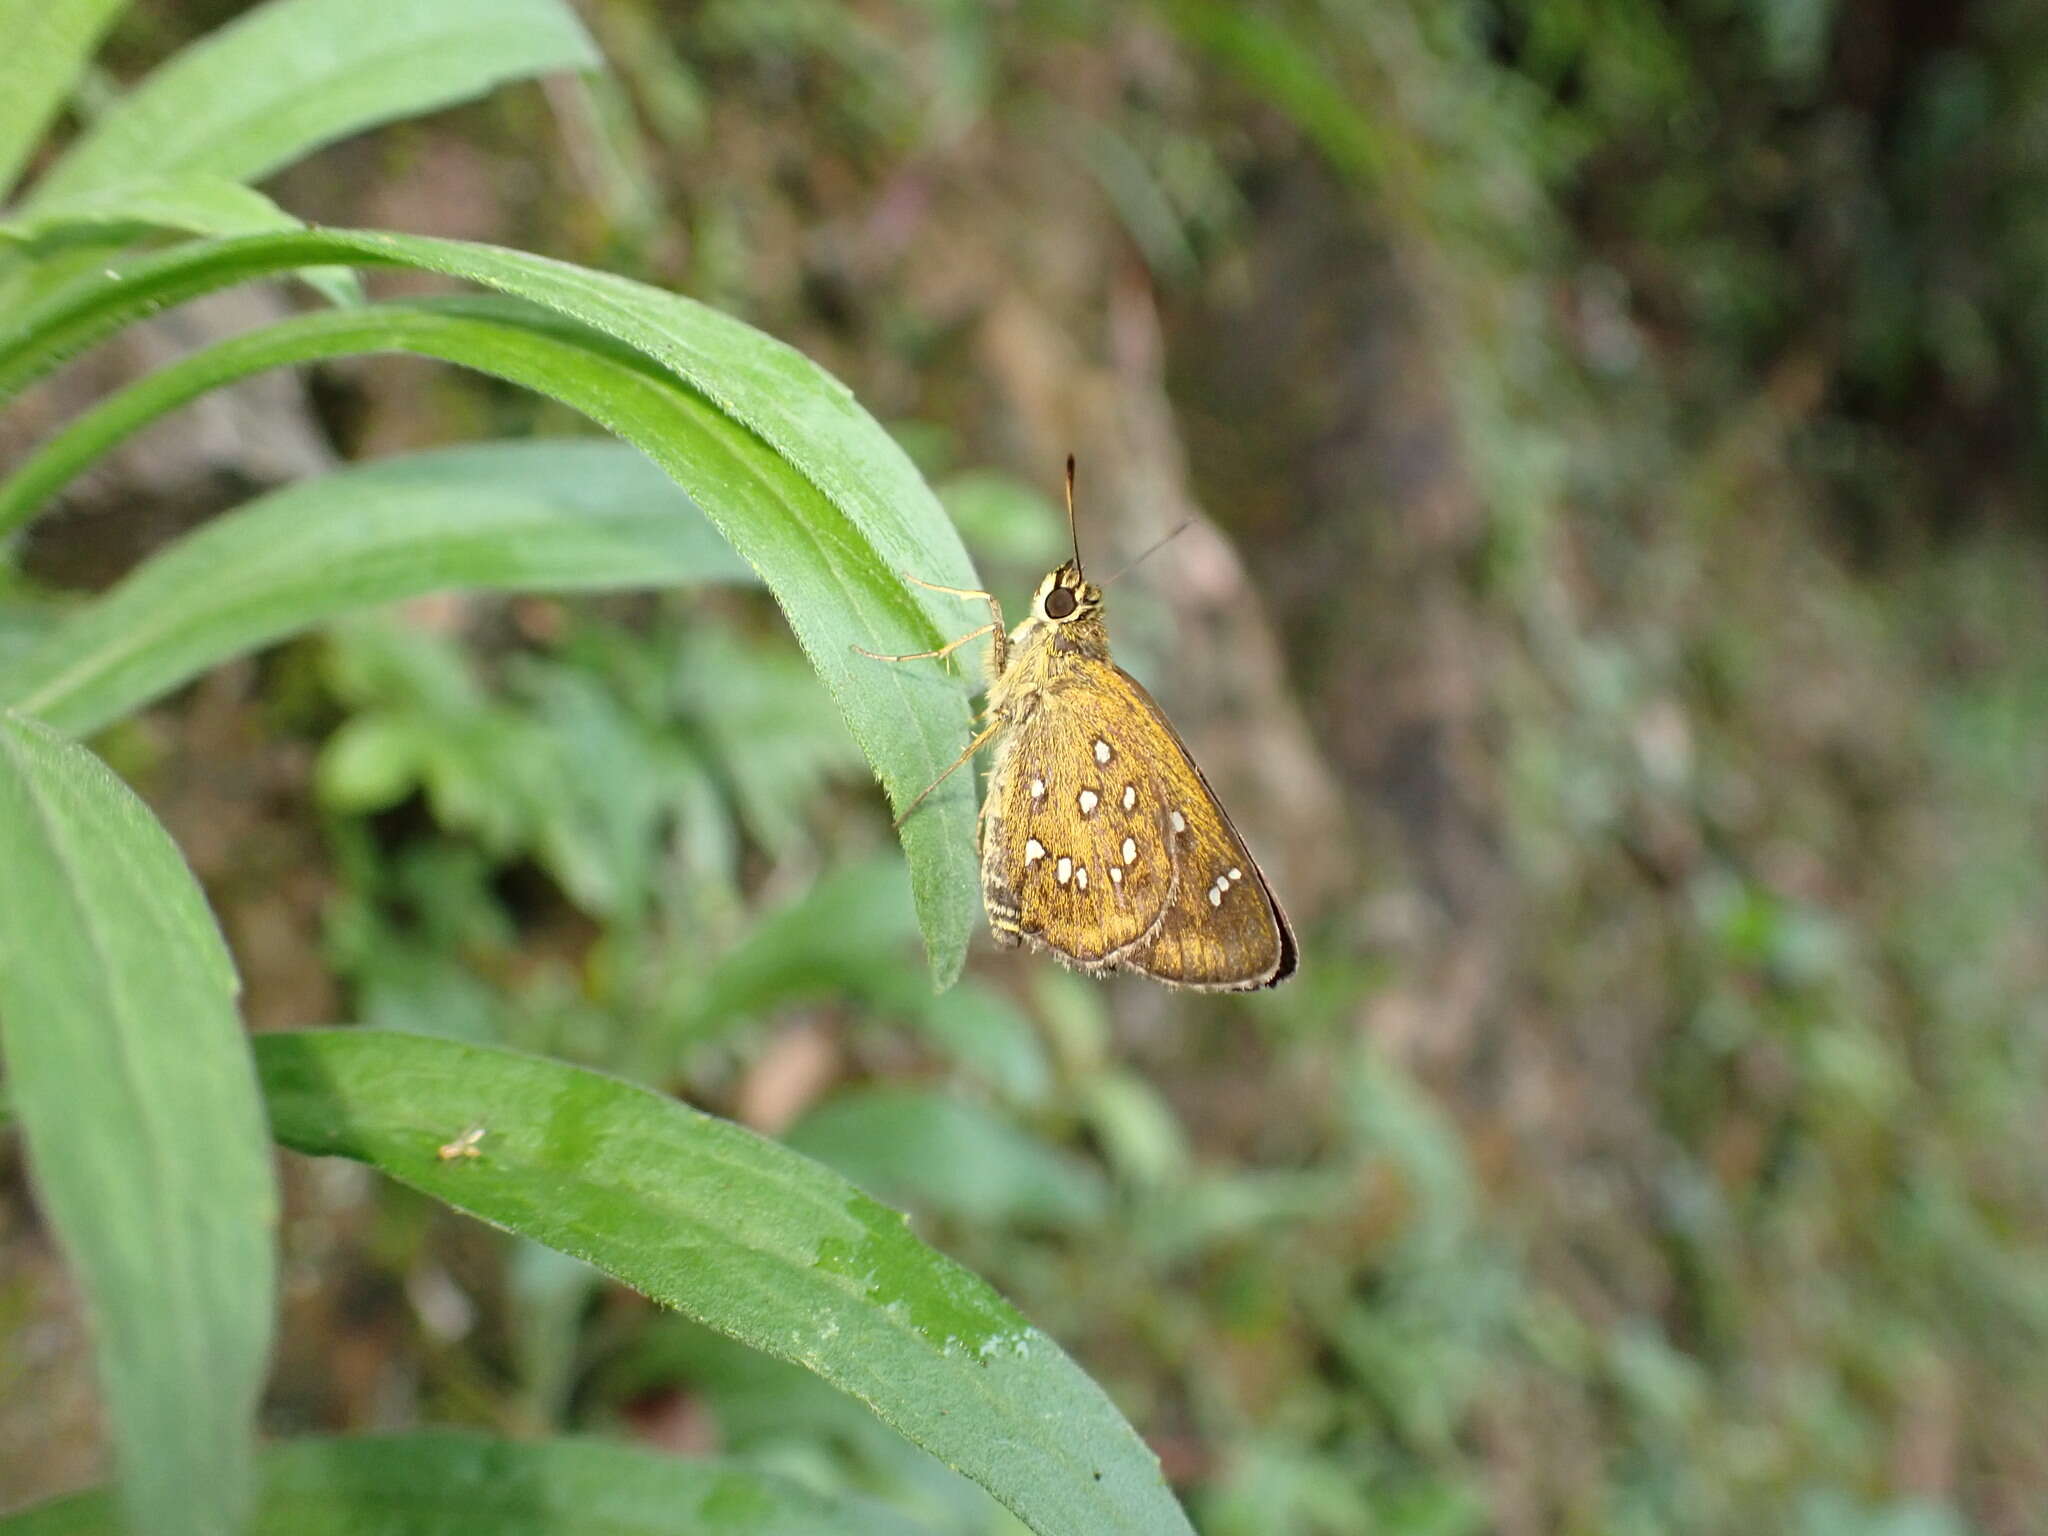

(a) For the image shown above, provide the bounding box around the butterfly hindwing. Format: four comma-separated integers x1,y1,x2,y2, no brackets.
1104,668,1295,990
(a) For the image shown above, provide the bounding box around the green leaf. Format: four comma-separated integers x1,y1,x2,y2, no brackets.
0,1432,925,1535
670,626,867,861
0,0,125,199
680,856,924,1044
23,0,599,206
908,978,1054,1106
0,239,983,985
607,1321,1013,1529
4,438,756,737
257,1028,1194,1536
0,174,302,243
788,1087,1109,1228
0,713,275,1536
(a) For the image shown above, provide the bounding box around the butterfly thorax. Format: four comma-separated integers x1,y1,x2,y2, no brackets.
986,560,1108,711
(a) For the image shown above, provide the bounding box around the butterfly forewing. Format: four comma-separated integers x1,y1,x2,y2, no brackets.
980,673,1180,965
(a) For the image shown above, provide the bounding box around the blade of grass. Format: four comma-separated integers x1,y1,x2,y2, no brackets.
256,1028,1195,1536
23,0,598,206
0,175,302,244
0,713,275,1536
0,176,347,313
3,437,755,736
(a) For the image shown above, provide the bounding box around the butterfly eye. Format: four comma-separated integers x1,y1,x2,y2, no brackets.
1043,586,1078,620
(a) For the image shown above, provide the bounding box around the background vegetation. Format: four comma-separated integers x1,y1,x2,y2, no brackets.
5,1,2046,1533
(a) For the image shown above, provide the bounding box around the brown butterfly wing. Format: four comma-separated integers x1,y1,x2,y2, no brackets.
979,671,1181,968
1101,668,1295,991
981,660,1294,989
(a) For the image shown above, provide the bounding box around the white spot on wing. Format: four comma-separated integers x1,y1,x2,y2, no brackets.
1030,778,1045,800
1094,739,1112,764
1122,784,1136,810
1056,856,1073,885
1170,810,1187,834
1025,839,1045,863
1208,886,1221,906
1078,789,1098,815
1122,837,1137,865
1228,867,1242,882
1110,866,1123,884
1076,866,1088,890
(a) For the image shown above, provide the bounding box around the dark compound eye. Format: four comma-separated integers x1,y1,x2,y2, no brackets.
1043,586,1078,620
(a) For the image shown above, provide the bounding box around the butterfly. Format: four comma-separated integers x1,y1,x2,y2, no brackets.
862,458,1296,990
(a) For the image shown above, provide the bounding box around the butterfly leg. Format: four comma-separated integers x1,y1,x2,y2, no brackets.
891,719,1003,830
853,622,996,667
899,573,1007,675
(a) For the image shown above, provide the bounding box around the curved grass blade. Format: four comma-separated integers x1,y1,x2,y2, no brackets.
0,714,276,1536
24,0,599,207
0,1432,925,1536
5,438,756,737
256,1028,1194,1536
0,175,302,245
0,260,982,983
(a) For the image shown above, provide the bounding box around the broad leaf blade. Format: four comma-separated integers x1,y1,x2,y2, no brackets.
0,239,984,984
0,714,276,1536
257,1029,1194,1536
0,0,125,199
0,1432,925,1536
25,0,599,205
7,438,756,737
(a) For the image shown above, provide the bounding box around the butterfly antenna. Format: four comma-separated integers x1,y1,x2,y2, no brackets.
1099,518,1194,588
1064,453,1084,576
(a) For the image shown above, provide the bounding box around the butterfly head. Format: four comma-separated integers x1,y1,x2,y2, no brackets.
1036,456,1106,626
1034,561,1103,625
